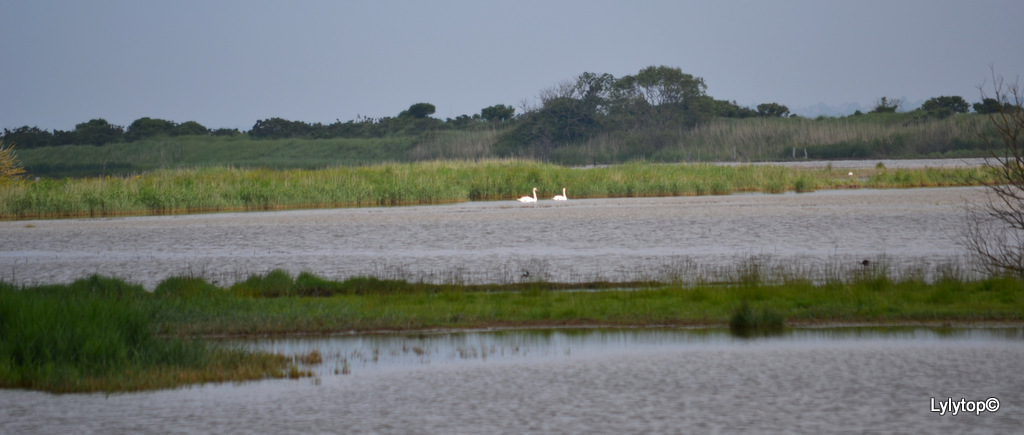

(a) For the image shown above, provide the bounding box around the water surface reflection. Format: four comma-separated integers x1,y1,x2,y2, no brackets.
241,326,1023,378
3,327,1018,434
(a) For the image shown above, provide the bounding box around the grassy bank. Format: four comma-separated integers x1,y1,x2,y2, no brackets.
3,266,1021,392
142,268,1024,337
0,276,307,393
0,160,995,219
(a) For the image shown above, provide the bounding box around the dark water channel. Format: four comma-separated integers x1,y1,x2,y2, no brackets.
0,186,983,288
2,327,1021,434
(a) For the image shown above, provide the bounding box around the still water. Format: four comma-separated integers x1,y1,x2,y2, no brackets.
0,186,984,288
1,178,1018,433
2,327,1021,434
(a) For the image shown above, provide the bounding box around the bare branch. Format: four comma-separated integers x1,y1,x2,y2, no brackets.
965,67,1024,276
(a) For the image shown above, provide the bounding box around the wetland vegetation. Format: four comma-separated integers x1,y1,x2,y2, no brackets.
3,264,1022,393
7,66,1000,178
0,276,305,393
1,65,1001,221
2,65,1020,393
0,159,995,219
10,111,996,178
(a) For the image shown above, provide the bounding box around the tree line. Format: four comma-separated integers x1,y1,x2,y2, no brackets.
1,101,518,149
2,65,1013,151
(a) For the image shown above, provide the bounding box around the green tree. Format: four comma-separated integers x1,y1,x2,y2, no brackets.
920,96,969,118
249,118,310,139
126,117,176,141
175,121,209,136
625,65,706,106
401,103,436,119
211,128,242,136
447,114,478,129
756,102,790,117
496,96,601,156
870,97,901,113
973,97,1003,114
698,98,757,119
611,66,708,130
72,119,124,145
497,72,615,156
393,103,444,135
537,97,601,143
566,72,616,112
921,96,968,113
2,126,54,148
481,104,515,122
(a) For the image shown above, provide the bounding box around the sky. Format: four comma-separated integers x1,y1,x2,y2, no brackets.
2,0,1023,132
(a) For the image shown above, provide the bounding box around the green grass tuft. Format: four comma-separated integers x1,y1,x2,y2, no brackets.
0,276,299,393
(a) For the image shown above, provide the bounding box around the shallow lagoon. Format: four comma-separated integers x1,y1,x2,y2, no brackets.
2,171,1020,433
0,186,983,289
3,327,1021,434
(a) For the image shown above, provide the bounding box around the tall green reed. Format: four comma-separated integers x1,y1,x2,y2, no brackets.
0,275,303,393
0,160,996,219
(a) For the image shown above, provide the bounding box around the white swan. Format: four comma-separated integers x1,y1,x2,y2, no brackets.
517,187,538,203
552,187,567,201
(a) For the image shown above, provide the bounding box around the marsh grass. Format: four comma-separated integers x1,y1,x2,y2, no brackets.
15,257,1021,338
408,129,498,161
225,268,659,299
0,160,996,219
0,275,303,393
17,135,418,178
3,257,1023,392
653,114,997,162
793,175,816,193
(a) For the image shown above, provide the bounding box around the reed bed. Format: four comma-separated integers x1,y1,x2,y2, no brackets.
14,114,995,175
0,160,996,219
657,114,996,162
545,114,995,164
17,135,418,178
6,265,1023,339
0,276,302,393
154,267,1024,335
408,129,498,161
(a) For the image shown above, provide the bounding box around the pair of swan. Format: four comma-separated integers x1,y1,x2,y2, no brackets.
517,187,568,202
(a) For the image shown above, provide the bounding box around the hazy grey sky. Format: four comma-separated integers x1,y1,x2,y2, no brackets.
2,0,1022,132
